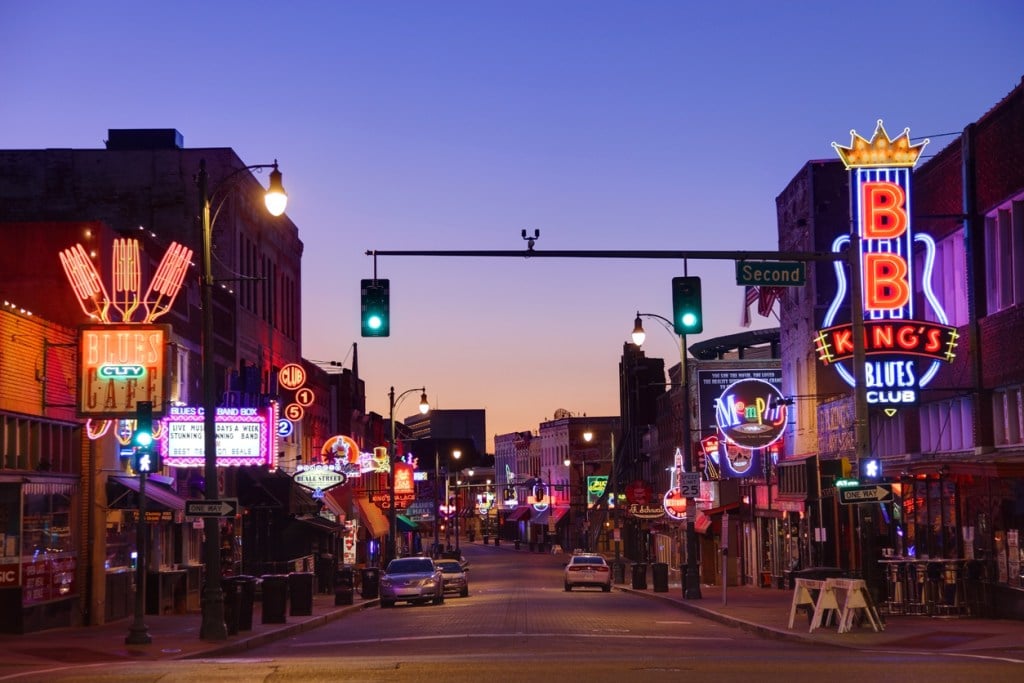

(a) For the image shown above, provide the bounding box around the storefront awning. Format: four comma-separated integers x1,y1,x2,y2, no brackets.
108,476,186,512
295,514,341,533
396,514,417,532
505,506,531,522
321,488,347,519
355,497,389,538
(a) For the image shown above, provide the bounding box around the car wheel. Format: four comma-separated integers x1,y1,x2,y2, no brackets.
564,582,571,592
602,584,611,592
460,586,469,598
433,590,444,605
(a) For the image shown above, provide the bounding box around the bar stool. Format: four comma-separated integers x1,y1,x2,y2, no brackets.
924,562,946,616
904,562,927,615
883,563,905,615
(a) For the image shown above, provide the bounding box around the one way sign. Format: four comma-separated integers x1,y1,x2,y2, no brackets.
185,499,239,517
838,484,893,505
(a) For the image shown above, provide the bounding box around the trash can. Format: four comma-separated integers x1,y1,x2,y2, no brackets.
360,567,380,599
631,563,648,590
514,540,521,550
222,578,240,635
494,536,500,547
288,571,314,616
652,563,669,592
612,561,626,584
483,535,489,545
232,575,256,631
335,567,354,606
260,574,288,624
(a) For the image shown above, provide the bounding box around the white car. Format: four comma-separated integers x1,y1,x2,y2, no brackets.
435,558,469,597
564,553,612,592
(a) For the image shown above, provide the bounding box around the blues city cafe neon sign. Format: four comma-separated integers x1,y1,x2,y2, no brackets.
816,121,958,407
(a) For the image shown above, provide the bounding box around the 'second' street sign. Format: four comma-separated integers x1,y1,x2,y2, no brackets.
185,499,239,517
837,484,893,505
735,260,806,287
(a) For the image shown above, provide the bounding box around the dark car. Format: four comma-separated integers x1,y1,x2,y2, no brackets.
379,557,444,607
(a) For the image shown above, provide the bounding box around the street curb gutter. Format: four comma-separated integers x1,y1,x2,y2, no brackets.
178,601,377,660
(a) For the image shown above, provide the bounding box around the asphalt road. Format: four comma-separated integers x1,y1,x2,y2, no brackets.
8,547,1024,682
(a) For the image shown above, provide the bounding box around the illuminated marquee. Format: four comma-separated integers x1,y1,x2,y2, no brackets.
161,405,277,468
817,121,958,407
78,325,169,418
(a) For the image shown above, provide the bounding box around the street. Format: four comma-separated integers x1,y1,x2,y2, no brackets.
2,545,1022,682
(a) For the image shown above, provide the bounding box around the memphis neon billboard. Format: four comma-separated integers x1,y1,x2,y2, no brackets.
815,121,958,408
160,405,277,468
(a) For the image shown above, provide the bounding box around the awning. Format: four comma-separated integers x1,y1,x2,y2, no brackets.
531,508,551,525
396,514,417,532
321,488,347,519
108,476,186,512
355,497,389,538
295,514,341,533
550,506,569,524
505,506,531,522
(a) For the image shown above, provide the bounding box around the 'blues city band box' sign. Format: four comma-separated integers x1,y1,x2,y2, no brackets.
77,325,170,418
697,367,785,478
160,404,277,468
816,121,958,408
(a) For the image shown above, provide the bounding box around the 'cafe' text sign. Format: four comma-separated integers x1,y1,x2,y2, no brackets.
77,325,169,418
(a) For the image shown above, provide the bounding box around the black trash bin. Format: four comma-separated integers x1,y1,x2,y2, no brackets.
335,567,354,606
288,572,314,616
260,574,288,624
612,561,626,584
652,563,669,592
494,536,500,547
631,563,648,590
514,540,521,550
222,577,240,635
232,575,256,631
361,567,380,599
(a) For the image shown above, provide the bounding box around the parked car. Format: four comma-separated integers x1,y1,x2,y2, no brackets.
440,549,469,570
379,557,445,607
564,553,612,592
435,558,469,597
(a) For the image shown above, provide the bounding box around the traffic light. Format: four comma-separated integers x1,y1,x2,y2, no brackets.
360,279,390,337
861,458,882,481
132,401,157,473
671,276,703,334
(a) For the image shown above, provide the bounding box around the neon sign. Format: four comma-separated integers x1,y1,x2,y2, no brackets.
161,405,277,468
78,325,169,418
817,121,959,407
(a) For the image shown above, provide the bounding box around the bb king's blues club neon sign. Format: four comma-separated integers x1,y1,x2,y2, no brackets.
815,121,959,407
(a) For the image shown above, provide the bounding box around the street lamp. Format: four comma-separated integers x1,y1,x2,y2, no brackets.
432,447,461,554
632,310,702,600
197,158,287,641
388,386,429,563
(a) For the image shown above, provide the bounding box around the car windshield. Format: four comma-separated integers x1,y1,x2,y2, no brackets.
387,559,434,574
435,561,462,572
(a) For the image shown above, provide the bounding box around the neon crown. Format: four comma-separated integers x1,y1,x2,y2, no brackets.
831,119,929,170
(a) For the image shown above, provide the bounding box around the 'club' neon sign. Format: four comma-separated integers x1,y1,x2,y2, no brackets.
816,121,958,407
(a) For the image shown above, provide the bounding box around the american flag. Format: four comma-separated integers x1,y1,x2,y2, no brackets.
741,286,759,327
758,286,783,317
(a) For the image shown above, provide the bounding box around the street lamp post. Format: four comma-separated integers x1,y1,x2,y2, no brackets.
198,158,287,641
632,311,702,599
387,386,429,564
433,447,460,554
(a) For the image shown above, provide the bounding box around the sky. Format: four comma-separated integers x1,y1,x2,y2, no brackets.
2,1,1022,452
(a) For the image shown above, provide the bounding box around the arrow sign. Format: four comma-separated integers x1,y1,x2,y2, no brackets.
185,499,239,517
838,484,893,505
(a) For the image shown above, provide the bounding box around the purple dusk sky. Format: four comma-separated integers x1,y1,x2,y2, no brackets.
2,1,1021,450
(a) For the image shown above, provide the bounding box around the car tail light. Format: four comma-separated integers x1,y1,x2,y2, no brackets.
569,566,585,572
596,566,610,573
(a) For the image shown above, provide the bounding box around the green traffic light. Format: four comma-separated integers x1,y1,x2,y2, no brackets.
134,431,153,447
360,279,390,337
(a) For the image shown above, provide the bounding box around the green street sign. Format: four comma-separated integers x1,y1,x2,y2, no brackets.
735,260,806,287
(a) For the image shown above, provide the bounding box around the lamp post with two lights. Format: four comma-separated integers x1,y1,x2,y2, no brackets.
631,311,702,600
387,386,429,563
198,159,287,641
434,448,460,554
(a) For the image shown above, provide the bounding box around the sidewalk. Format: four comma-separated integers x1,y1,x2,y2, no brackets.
2,547,1023,665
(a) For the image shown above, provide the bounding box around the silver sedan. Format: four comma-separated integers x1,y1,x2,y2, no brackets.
379,557,445,607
